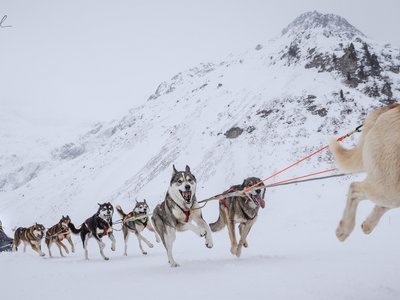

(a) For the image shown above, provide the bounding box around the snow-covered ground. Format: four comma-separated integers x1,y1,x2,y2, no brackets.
1,176,400,300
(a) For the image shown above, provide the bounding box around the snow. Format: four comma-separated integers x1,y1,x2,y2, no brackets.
1,10,400,300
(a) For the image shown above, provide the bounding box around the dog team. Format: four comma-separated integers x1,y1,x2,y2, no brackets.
6,104,400,267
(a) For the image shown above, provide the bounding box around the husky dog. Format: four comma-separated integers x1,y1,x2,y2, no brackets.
45,215,75,257
330,103,400,241
210,177,266,257
13,223,46,256
69,202,116,260
116,200,160,256
152,165,213,267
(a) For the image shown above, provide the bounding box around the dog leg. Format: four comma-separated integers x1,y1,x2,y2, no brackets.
47,240,53,257
83,234,89,260
222,207,238,255
66,236,75,253
147,220,161,243
236,222,254,258
55,240,64,257
123,229,129,256
165,227,179,267
239,223,248,248
361,206,390,234
32,243,45,257
93,235,109,261
135,233,148,255
23,241,28,253
108,232,116,252
56,240,69,256
138,232,154,248
336,181,367,241
192,212,213,248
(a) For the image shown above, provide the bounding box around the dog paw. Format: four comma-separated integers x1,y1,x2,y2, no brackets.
199,230,207,237
336,221,351,242
142,251,148,255
236,247,242,258
72,249,75,253
206,241,213,249
361,221,373,234
170,262,180,268
230,245,238,255
104,257,110,261
40,253,45,257
149,243,154,248
243,241,248,248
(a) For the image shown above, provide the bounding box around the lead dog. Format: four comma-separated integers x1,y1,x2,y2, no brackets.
330,103,400,241
69,202,116,260
152,165,213,267
116,200,160,256
13,223,46,256
45,215,75,257
210,177,265,257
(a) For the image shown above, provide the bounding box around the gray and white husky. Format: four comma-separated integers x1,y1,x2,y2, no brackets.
116,200,160,256
152,165,213,267
210,177,265,257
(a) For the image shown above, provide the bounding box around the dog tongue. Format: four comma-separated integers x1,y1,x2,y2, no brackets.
255,194,265,209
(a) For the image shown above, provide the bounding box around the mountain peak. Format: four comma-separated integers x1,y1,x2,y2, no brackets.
282,11,365,39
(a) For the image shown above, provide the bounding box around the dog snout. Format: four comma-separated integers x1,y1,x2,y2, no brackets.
255,189,261,194
185,185,191,191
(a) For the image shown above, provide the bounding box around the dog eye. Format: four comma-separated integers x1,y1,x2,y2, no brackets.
178,180,183,184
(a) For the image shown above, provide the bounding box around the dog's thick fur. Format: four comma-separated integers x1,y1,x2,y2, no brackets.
152,165,213,267
69,202,116,260
210,177,266,257
116,200,160,256
329,103,400,241
45,215,75,257
13,223,46,256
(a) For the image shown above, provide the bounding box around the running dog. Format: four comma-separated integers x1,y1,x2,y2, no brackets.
210,177,266,257
330,103,400,241
152,165,213,267
116,200,160,256
45,215,75,257
69,202,116,260
13,223,46,257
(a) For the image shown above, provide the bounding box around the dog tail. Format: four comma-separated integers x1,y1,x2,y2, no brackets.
68,222,82,234
116,205,127,218
329,137,364,173
209,214,225,232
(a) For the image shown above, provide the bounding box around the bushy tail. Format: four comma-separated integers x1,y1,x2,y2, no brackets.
329,138,364,173
68,222,82,234
116,205,127,218
209,214,225,232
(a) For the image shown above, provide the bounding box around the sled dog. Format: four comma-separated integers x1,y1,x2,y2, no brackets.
69,202,116,260
210,177,265,257
329,103,400,241
45,215,75,257
152,165,213,267
13,223,46,256
116,200,160,256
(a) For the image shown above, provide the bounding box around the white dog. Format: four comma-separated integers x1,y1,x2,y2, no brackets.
329,103,400,241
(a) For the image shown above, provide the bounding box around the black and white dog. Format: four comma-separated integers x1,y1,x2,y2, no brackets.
69,202,116,260
152,165,213,267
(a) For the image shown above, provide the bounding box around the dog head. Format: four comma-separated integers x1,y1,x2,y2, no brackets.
169,165,197,208
97,202,114,220
59,215,71,228
133,199,149,215
32,223,46,239
242,177,266,209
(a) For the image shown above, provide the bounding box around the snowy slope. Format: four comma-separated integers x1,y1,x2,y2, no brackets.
1,11,400,300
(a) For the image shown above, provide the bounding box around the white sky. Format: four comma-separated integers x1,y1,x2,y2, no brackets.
1,0,399,129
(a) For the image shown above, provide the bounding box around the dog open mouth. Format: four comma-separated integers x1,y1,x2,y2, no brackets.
250,193,265,209
180,191,192,203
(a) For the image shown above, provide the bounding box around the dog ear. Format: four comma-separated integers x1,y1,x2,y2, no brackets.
98,203,101,206
172,164,178,175
143,199,147,203
185,165,191,173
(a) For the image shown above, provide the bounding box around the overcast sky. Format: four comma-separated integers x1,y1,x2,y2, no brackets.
1,0,399,129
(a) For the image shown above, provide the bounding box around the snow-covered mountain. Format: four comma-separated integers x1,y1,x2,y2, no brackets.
1,11,400,223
